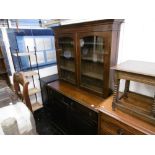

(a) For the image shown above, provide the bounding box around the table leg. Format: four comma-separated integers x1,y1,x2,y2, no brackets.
152,93,155,117
119,80,130,100
124,80,130,98
112,78,120,110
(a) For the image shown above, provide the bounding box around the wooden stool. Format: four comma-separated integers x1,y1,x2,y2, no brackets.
111,60,155,125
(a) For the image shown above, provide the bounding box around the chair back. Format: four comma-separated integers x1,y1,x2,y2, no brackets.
13,72,33,112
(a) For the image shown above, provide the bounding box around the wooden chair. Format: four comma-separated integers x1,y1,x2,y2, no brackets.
13,72,33,112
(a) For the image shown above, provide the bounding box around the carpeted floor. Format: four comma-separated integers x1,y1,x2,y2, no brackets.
33,108,66,135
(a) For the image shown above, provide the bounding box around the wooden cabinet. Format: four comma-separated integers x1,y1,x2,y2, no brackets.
0,46,11,86
69,98,98,134
53,19,124,98
47,81,98,134
40,74,59,108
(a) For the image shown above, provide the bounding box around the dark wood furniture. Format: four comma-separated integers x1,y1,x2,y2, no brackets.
98,96,155,135
0,46,11,86
47,80,100,134
40,74,58,108
53,19,124,98
47,80,155,135
111,60,155,125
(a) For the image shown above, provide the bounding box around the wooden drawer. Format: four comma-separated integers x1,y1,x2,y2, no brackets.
53,91,64,101
69,99,98,122
100,113,144,135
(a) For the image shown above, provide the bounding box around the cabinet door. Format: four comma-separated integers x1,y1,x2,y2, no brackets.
48,89,70,133
77,32,109,96
69,100,98,135
56,34,77,85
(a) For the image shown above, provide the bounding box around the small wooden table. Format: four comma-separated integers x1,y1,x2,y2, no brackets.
111,60,155,125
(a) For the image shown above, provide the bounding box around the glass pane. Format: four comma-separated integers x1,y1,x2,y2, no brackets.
58,37,76,84
58,37,74,58
60,70,75,84
80,35,104,93
80,36,104,63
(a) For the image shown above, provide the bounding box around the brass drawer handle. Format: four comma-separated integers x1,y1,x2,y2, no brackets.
117,128,124,135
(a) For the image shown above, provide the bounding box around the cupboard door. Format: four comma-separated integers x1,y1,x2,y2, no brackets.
48,89,70,132
56,34,77,85
62,96,98,134
77,32,109,96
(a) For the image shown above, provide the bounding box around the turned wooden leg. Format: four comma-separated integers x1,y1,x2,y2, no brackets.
119,80,130,100
152,93,155,117
124,80,130,98
112,79,120,111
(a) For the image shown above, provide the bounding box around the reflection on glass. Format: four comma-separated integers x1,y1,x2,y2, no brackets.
80,36,104,63
58,37,74,58
58,37,75,84
80,36,104,93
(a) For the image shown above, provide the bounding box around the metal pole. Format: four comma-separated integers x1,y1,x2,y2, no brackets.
15,48,22,71
27,46,38,104
34,46,43,103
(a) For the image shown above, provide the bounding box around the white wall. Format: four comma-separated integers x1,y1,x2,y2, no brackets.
118,19,155,97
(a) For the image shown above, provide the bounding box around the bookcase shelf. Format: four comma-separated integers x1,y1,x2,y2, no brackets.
60,66,75,72
82,71,103,80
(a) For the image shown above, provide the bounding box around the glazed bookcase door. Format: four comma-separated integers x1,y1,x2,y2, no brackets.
78,32,108,96
57,34,77,85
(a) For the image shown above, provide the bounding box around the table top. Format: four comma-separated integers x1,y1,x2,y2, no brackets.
111,60,155,77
